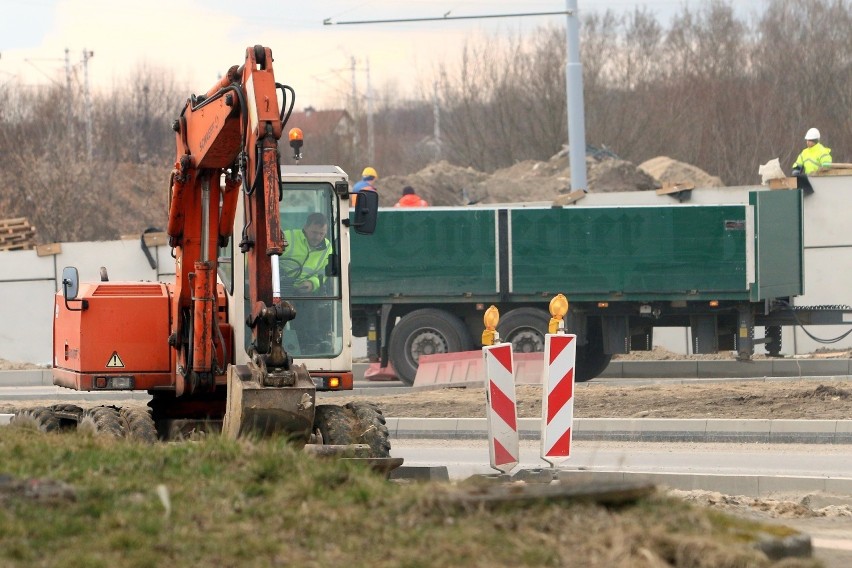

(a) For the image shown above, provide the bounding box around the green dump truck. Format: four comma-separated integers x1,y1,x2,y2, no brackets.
351,189,808,385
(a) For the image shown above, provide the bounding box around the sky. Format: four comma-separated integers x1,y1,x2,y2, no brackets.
0,0,769,109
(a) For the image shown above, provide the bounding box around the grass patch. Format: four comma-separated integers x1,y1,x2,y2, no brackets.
0,428,818,567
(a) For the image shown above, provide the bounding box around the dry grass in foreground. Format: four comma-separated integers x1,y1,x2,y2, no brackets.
0,427,818,568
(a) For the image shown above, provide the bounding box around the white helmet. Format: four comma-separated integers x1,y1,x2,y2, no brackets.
805,127,821,141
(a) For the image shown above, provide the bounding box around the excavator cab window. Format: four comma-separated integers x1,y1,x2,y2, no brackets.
217,236,233,294
244,181,344,359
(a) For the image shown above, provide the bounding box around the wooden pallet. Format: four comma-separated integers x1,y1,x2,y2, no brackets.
0,217,37,251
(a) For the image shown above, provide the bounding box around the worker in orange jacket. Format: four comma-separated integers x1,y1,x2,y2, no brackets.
394,186,429,208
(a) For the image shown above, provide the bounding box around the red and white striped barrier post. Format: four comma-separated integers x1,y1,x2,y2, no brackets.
482,306,519,474
540,294,577,467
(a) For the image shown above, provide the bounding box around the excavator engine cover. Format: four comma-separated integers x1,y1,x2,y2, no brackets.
53,282,172,391
222,362,316,442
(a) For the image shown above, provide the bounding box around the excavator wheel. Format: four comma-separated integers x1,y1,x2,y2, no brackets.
50,404,84,429
313,404,391,459
344,402,391,458
119,407,159,444
11,407,60,433
314,405,357,445
78,406,123,439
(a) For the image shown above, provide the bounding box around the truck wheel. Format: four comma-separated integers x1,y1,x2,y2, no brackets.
11,407,60,433
576,319,611,382
765,326,782,357
345,401,391,458
389,308,474,386
576,349,612,382
119,407,158,444
78,406,123,438
497,308,550,353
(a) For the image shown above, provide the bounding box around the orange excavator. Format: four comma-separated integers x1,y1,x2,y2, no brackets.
18,46,390,459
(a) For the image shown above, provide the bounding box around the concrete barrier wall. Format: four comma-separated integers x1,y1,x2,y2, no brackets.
0,236,174,365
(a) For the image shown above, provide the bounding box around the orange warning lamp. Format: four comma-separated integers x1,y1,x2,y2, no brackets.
548,293,569,334
482,305,500,346
288,128,303,160
327,376,340,389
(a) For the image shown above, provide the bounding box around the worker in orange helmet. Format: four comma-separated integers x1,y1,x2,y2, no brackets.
394,186,429,208
351,166,378,207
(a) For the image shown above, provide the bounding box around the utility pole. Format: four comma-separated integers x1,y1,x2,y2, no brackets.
82,48,94,160
366,58,374,165
350,56,359,148
565,0,587,191
64,49,73,134
433,81,441,160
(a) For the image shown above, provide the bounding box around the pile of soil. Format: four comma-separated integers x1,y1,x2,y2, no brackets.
377,151,719,207
639,156,724,188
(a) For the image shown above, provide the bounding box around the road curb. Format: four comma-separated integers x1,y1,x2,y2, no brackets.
555,470,852,499
386,417,852,444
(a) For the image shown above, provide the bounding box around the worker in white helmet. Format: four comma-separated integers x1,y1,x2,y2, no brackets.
791,128,832,175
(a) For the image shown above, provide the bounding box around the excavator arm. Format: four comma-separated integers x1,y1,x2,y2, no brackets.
166,45,293,397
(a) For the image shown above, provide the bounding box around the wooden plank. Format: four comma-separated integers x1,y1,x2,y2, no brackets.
143,232,168,247
817,168,852,177
0,243,31,252
120,232,168,246
442,479,656,508
768,177,798,190
551,190,586,207
0,217,30,227
36,243,62,257
656,182,695,196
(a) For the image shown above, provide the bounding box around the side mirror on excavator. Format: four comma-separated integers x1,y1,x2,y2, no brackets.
350,190,378,235
61,266,88,311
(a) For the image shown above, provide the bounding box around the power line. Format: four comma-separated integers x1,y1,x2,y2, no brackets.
323,10,570,26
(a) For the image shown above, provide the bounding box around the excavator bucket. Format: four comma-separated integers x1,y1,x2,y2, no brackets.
222,363,316,442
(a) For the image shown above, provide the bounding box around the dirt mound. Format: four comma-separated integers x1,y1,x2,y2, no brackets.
377,151,665,207
639,156,724,188
380,161,488,207
797,384,852,400
588,158,659,192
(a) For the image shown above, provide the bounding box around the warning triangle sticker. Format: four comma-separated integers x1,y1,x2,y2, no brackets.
106,352,125,368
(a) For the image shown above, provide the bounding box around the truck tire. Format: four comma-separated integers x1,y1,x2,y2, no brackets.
576,319,611,382
576,349,612,382
497,308,550,353
765,325,782,357
11,407,60,433
389,308,474,386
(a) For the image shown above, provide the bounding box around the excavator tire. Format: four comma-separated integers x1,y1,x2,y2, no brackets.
78,406,123,438
119,407,158,444
11,407,60,433
49,404,84,429
314,404,391,459
50,403,84,415
345,402,391,458
314,404,357,446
